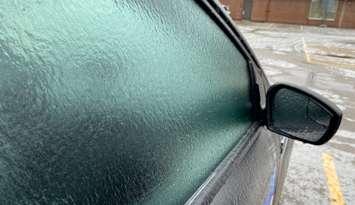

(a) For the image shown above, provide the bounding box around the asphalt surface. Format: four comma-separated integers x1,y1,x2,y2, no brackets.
236,21,355,205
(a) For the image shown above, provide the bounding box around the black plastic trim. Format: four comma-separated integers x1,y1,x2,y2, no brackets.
265,83,342,145
248,61,262,119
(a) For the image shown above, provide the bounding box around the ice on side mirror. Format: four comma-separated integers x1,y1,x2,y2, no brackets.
266,84,342,145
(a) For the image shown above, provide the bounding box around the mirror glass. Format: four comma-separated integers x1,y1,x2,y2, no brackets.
269,88,333,143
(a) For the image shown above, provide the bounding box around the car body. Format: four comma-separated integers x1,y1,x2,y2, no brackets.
0,0,341,205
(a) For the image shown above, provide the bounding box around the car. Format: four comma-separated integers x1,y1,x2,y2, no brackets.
0,0,342,205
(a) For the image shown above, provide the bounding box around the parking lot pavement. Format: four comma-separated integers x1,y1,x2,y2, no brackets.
236,21,355,205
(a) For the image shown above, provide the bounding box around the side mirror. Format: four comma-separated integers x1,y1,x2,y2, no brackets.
266,83,342,145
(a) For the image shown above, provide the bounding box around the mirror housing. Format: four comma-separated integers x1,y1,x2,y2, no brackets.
265,83,342,145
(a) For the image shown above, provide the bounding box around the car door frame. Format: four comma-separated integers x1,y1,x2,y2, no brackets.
185,1,290,204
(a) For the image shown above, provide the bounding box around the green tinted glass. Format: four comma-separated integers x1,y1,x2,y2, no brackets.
0,0,252,204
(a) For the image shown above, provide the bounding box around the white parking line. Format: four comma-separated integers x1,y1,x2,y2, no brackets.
302,37,311,63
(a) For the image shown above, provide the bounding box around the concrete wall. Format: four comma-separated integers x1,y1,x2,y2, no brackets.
266,0,309,24
250,0,269,21
339,0,355,28
220,0,244,20
219,0,355,28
